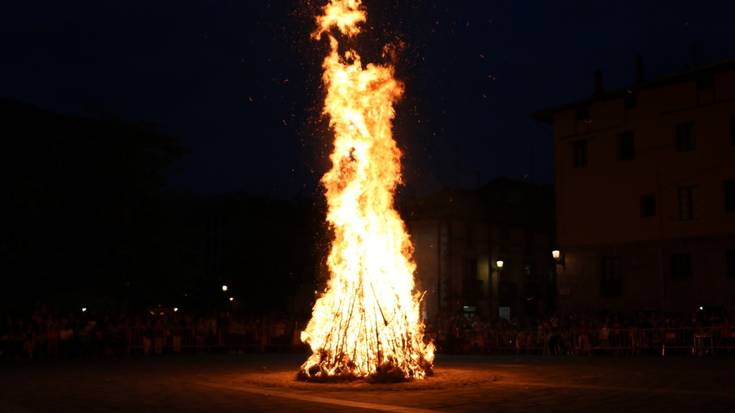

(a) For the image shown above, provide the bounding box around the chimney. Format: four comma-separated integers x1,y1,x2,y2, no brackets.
594,69,604,96
635,54,645,84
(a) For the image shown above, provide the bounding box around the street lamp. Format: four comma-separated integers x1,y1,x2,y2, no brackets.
552,250,561,261
221,285,228,292
229,297,235,302
495,260,504,269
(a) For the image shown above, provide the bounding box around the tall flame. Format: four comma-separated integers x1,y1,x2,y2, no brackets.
299,0,434,381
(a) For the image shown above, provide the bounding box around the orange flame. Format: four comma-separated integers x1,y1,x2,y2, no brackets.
299,0,434,381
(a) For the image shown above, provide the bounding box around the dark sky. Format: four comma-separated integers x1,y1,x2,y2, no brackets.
3,0,734,197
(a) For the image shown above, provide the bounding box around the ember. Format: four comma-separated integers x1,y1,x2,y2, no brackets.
298,0,434,382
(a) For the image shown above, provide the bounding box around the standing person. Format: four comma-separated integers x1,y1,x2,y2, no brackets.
59,319,75,358
291,319,303,351
172,318,183,354
32,316,46,360
153,318,165,355
259,317,269,353
46,318,60,359
599,320,610,352
0,317,9,359
195,317,207,352
577,320,592,356
142,320,153,356
22,321,35,359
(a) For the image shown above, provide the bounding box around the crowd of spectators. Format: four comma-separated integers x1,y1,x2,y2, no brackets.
433,310,735,356
0,307,305,361
2,306,735,361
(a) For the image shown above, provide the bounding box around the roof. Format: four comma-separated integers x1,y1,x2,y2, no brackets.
531,59,735,124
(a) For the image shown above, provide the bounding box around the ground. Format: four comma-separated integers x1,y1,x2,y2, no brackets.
1,354,734,412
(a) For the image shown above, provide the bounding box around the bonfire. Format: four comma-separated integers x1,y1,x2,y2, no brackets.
298,0,435,382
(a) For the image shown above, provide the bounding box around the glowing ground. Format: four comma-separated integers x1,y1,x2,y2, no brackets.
1,354,734,412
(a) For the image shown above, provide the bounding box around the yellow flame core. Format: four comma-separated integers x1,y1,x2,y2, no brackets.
300,0,434,381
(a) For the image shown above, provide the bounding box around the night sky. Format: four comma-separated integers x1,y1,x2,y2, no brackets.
3,0,734,197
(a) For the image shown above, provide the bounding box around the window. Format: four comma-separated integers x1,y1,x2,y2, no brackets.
678,186,695,221
697,75,714,104
671,253,692,280
728,251,735,278
464,257,481,301
572,140,588,168
576,107,590,121
600,257,622,297
499,227,509,255
725,180,735,212
696,73,714,90
522,263,535,278
618,131,635,161
676,122,696,152
624,93,637,110
640,194,656,218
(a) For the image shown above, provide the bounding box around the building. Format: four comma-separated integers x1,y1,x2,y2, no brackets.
534,60,735,313
405,178,555,322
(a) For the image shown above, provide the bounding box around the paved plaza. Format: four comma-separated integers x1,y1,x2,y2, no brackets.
1,354,734,412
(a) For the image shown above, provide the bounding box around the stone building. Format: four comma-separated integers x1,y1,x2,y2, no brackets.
534,60,735,313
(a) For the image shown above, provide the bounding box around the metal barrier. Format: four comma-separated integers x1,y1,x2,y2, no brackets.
442,326,735,356
5,323,734,359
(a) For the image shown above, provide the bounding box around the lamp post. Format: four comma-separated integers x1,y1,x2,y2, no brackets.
551,249,564,313
491,259,504,318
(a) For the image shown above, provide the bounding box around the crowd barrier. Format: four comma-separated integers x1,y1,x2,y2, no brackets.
484,327,735,356
4,325,735,359
124,326,735,356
